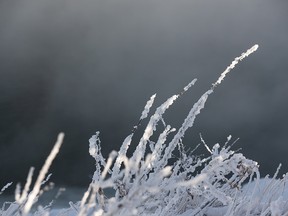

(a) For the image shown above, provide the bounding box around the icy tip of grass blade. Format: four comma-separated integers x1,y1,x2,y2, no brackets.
213,44,259,88
183,78,197,92
140,94,156,120
0,182,13,195
252,44,259,51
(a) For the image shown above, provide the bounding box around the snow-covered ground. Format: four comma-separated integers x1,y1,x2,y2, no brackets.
2,178,287,216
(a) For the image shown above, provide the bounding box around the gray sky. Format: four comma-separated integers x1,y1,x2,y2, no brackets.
0,0,288,187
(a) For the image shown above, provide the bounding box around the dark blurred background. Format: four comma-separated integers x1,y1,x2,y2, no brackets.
0,0,288,188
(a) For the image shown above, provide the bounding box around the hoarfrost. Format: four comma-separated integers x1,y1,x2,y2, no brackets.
3,44,288,216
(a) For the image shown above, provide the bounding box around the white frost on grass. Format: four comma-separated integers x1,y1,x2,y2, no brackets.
2,44,288,215
0,183,13,195
213,44,259,88
0,133,64,216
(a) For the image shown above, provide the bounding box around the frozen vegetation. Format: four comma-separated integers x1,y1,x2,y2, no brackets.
2,44,288,215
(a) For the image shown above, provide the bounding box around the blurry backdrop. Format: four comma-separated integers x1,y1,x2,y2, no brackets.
0,0,288,187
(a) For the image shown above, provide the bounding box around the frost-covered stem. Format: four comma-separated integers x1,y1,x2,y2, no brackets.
149,125,175,168
200,133,212,154
16,167,34,204
111,135,133,179
89,132,108,182
86,186,98,213
158,90,213,171
112,94,156,179
101,151,117,180
182,79,197,93
139,94,157,121
80,184,92,209
22,132,64,215
130,95,178,172
131,80,197,174
0,182,13,195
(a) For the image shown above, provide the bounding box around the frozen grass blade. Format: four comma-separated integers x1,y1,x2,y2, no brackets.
131,79,197,174
140,94,157,121
15,167,34,204
0,183,13,195
213,44,259,88
22,132,64,215
112,94,156,179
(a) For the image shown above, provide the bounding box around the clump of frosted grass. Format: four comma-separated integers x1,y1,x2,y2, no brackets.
0,133,64,216
2,44,288,215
